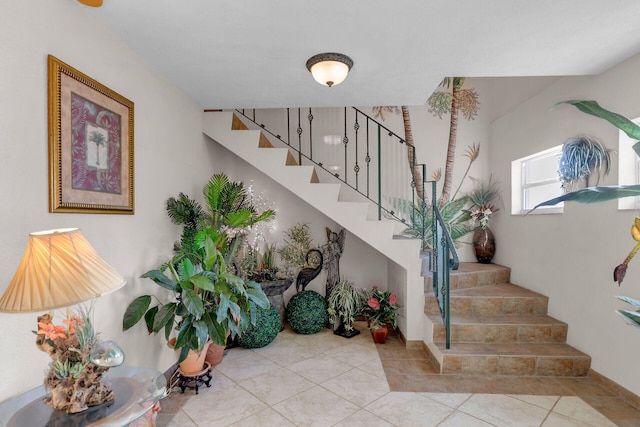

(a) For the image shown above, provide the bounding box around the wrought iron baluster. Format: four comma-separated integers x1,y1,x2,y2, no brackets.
286,108,291,146
365,117,371,198
353,113,360,190
308,108,314,160
296,108,302,165
343,107,349,183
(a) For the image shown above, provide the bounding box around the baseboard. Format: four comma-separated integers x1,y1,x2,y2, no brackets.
589,369,640,410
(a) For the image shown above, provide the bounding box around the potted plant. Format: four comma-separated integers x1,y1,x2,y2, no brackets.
327,279,368,338
467,176,502,263
239,242,293,331
122,227,270,373
363,287,400,344
166,173,275,267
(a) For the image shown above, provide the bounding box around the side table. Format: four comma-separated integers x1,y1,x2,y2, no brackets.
0,366,166,427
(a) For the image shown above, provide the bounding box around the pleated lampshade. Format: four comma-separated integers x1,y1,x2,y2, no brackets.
0,228,125,313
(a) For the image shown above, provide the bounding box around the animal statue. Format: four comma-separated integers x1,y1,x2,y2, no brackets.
324,227,346,300
295,248,323,292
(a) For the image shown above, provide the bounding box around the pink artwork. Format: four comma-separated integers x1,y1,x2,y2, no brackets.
71,93,122,194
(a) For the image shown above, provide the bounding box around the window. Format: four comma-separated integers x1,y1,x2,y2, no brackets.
511,146,563,214
618,117,640,210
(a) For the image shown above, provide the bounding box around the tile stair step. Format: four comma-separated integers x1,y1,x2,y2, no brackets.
428,313,568,344
429,342,591,377
424,262,511,293
425,283,548,315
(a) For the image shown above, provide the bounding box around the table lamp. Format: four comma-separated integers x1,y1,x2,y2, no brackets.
0,228,126,413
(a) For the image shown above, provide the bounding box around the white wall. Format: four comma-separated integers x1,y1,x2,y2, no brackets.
490,53,640,396
0,1,216,402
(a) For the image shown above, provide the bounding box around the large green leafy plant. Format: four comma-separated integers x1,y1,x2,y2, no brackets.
122,227,270,363
166,173,275,265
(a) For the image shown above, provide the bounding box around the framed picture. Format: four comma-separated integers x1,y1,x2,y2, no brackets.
48,55,134,214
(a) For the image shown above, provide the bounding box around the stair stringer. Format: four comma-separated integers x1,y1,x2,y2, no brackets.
203,111,425,342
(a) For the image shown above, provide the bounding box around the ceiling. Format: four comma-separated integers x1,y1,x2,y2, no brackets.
86,1,640,112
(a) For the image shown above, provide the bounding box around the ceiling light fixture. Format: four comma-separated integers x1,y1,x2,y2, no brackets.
306,52,353,87
77,0,103,7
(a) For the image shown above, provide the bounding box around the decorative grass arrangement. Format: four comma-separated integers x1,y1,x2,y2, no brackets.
286,290,327,334
327,279,367,336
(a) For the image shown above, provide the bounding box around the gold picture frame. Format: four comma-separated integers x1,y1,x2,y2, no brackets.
48,55,134,214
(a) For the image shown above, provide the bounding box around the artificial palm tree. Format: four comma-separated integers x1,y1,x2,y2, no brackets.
166,173,275,265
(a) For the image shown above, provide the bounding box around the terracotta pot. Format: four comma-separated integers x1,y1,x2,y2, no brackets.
168,338,211,375
205,341,225,367
472,226,496,264
371,325,389,344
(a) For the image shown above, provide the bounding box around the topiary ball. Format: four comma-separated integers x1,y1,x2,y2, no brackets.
238,305,281,349
286,290,328,334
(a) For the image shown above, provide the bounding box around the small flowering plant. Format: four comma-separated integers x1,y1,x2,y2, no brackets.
364,287,400,329
471,203,496,230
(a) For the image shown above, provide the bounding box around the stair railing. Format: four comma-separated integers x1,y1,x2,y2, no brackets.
235,107,413,222
236,108,457,347
419,165,459,350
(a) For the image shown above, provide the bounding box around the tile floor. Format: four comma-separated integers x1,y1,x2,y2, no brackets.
157,322,640,426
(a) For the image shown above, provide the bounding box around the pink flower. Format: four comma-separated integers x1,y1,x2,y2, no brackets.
389,293,397,305
367,297,380,310
37,322,67,341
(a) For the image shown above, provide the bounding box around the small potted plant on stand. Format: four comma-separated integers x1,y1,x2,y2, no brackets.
327,279,368,338
364,287,400,344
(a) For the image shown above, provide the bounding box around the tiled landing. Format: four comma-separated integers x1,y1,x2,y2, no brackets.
157,322,640,426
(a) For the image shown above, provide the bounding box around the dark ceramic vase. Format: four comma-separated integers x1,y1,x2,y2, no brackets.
473,226,496,264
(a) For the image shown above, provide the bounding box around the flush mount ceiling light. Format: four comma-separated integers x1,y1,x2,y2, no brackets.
306,52,353,87
77,0,103,6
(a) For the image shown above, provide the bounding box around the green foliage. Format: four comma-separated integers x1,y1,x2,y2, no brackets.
467,176,502,209
237,305,281,348
166,173,275,265
277,224,313,277
286,290,327,334
363,287,400,329
557,100,640,141
327,279,368,332
122,227,270,363
52,359,85,380
558,136,610,190
393,196,474,250
616,296,640,329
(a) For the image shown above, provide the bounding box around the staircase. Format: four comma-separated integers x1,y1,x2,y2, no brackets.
424,263,591,377
202,111,425,341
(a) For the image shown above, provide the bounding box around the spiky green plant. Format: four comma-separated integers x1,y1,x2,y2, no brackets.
277,224,313,277
327,279,368,332
393,196,474,250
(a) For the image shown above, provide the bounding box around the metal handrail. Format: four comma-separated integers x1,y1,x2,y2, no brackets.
425,174,459,349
